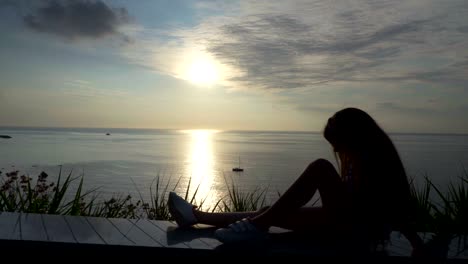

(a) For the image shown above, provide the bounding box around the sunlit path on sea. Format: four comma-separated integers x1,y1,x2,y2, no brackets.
182,130,222,209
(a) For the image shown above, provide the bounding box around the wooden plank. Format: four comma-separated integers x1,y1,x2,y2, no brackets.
108,218,161,247
63,215,104,244
41,214,76,243
85,216,134,246
20,213,48,241
0,212,21,240
192,224,223,248
154,220,213,249
128,219,188,249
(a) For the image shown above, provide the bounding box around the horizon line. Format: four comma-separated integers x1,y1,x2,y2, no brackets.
1,125,468,136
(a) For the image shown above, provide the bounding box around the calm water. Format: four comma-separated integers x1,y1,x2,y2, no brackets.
1,127,468,207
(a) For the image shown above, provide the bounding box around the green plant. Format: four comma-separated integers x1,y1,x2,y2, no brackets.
409,169,468,257
89,194,141,218
219,175,267,212
0,168,141,218
409,175,436,232
0,167,94,215
430,170,468,255
144,175,172,220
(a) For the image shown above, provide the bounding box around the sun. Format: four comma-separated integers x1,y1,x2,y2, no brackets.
186,58,219,86
175,48,225,86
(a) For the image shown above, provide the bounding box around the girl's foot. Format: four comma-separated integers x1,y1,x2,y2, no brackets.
168,192,197,228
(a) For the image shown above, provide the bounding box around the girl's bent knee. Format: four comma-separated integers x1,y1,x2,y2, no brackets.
310,158,334,169
306,159,338,178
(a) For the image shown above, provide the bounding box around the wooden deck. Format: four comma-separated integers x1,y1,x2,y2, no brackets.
0,211,466,260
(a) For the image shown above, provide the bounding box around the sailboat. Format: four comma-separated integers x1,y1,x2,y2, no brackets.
232,157,244,172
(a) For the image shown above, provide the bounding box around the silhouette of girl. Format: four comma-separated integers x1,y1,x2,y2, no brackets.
169,107,422,254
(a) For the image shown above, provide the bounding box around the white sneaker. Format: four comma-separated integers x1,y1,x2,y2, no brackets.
168,192,197,228
214,218,269,243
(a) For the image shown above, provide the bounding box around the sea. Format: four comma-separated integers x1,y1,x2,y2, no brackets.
1,127,468,208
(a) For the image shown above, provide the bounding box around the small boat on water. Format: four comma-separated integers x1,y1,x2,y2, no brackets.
232,157,244,172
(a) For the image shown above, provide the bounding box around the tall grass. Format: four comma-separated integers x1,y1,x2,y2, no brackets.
0,168,94,215
0,168,270,219
0,168,140,218
409,175,436,232
219,175,267,212
409,169,468,255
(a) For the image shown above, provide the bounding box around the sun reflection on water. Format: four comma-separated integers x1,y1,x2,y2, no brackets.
182,129,220,208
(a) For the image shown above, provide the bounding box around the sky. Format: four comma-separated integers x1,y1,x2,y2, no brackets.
0,0,467,133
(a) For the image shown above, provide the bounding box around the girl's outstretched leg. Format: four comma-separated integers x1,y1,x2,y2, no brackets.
169,159,344,231
168,191,268,227
193,208,268,227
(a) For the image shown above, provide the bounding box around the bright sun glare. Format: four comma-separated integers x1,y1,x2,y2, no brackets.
187,58,219,86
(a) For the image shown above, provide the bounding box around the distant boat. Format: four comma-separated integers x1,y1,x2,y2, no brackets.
232,157,244,172
106,133,111,136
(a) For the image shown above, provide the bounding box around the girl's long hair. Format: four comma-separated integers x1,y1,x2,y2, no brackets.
323,108,411,228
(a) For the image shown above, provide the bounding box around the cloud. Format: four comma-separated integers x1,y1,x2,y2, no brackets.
371,58,468,86
22,0,130,40
205,12,465,90
295,104,341,114
125,0,467,93
0,0,18,8
62,80,129,98
375,102,433,115
205,13,419,89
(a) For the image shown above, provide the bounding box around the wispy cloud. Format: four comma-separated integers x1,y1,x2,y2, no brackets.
125,0,468,93
64,79,90,87
62,80,128,98
376,101,436,115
